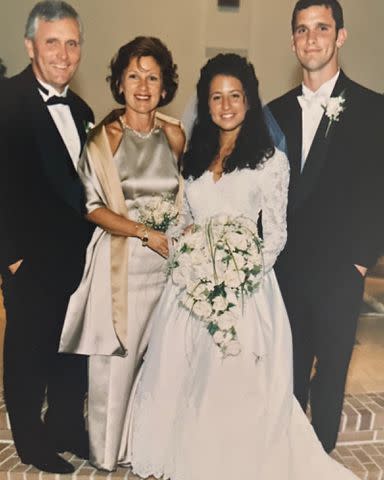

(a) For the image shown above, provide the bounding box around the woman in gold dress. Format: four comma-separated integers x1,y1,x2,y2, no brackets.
60,36,185,471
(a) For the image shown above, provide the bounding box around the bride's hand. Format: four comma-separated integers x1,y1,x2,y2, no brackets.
147,230,169,258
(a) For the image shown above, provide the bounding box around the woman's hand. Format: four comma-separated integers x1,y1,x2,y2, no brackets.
147,230,169,258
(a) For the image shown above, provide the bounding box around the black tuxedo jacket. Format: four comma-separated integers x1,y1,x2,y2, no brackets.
268,71,384,276
0,65,94,292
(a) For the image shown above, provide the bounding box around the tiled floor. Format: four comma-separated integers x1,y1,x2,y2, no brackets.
1,439,384,480
331,444,384,480
0,444,137,479
338,392,384,443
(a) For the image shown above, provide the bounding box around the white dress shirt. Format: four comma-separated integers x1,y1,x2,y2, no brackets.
297,70,340,171
37,79,81,169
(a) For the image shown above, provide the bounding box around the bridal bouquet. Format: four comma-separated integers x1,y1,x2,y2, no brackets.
138,193,178,232
168,214,263,357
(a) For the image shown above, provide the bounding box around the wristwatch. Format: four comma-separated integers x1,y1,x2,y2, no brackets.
141,229,149,247
136,223,149,247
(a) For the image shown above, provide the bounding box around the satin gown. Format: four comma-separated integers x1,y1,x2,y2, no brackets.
124,150,358,479
60,125,179,471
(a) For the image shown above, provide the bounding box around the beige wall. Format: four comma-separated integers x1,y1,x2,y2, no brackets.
1,0,383,120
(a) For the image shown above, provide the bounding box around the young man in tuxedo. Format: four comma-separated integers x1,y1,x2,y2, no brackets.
269,0,384,453
0,1,94,473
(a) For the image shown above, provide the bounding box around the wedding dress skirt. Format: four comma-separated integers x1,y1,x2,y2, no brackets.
121,270,356,479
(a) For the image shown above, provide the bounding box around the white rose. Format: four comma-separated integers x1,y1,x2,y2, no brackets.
217,311,235,330
153,210,164,224
203,280,214,294
212,295,228,312
213,329,226,345
223,269,245,288
220,333,232,347
182,265,198,285
225,340,241,356
249,249,262,263
173,263,196,288
232,252,245,269
213,214,229,226
239,217,257,234
226,290,238,306
193,300,212,318
187,267,205,287
157,203,168,216
167,207,178,219
185,278,197,292
325,97,345,118
226,232,248,251
190,249,205,265
191,282,208,301
185,231,204,250
215,247,226,260
214,259,227,279
170,203,178,214
195,263,214,281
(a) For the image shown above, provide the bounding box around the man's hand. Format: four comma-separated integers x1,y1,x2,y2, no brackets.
354,264,367,277
8,259,23,275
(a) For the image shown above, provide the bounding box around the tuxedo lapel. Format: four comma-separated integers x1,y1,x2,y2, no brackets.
292,71,348,211
280,87,302,212
23,67,85,214
68,91,88,148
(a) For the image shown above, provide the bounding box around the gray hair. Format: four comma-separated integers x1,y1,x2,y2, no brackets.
25,1,83,42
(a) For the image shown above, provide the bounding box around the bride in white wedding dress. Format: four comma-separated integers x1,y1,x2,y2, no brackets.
120,54,357,479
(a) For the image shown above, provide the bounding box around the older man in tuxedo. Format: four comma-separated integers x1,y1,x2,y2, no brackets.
0,1,93,473
269,0,384,453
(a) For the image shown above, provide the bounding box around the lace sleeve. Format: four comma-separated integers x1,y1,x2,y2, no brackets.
261,150,290,273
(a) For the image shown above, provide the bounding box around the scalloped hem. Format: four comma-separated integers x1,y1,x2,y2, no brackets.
130,464,172,480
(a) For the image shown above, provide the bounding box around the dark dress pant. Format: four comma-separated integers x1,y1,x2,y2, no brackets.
1,261,87,461
276,261,364,452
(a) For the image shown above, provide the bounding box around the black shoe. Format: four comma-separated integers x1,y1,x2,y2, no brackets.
54,428,89,459
21,453,75,474
57,441,89,460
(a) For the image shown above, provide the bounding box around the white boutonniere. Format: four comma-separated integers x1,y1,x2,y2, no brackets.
322,91,346,137
83,120,94,134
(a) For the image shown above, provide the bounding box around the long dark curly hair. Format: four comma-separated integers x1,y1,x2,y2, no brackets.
182,53,274,180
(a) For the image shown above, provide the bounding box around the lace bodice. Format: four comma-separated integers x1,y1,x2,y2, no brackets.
184,149,289,273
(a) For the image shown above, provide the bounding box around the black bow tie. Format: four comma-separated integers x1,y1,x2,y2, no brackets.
37,84,69,106
45,95,69,106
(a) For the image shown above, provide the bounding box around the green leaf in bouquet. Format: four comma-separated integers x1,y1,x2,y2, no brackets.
207,322,219,335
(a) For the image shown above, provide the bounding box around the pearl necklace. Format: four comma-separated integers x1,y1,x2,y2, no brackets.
119,115,157,139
